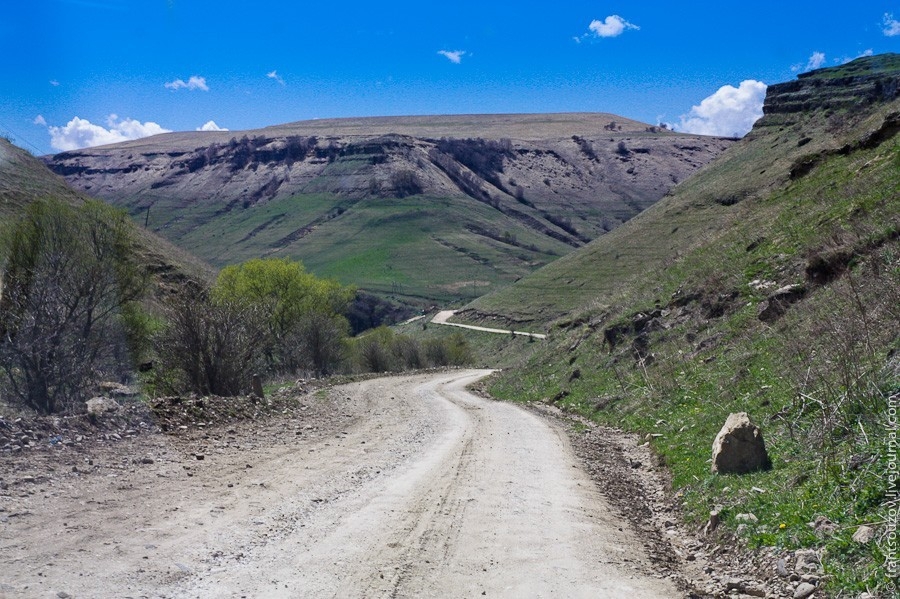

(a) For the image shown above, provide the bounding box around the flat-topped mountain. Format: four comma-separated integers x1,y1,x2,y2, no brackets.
44,113,733,305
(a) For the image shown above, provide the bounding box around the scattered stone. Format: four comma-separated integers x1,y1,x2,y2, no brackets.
140,457,155,465
711,412,772,474
195,454,205,461
793,581,817,598
794,549,821,574
776,558,789,577
851,525,875,544
808,515,837,536
735,513,758,523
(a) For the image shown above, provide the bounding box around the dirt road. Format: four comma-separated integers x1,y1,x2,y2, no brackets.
431,311,547,339
1,370,679,598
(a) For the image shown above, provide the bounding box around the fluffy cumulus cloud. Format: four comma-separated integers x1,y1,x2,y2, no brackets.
165,75,209,91
197,120,228,131
438,50,466,64
47,115,171,151
885,13,900,36
267,70,285,85
678,80,768,138
588,15,639,38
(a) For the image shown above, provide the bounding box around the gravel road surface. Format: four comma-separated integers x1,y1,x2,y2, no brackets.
1,370,679,598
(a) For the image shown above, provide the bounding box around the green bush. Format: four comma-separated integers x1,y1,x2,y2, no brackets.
347,327,473,374
213,257,354,375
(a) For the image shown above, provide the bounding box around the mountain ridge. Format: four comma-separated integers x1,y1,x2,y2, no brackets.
43,112,734,305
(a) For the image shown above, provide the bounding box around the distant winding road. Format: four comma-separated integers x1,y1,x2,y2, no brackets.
431,310,547,339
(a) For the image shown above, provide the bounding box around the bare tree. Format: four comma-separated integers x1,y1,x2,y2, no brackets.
0,199,146,414
155,292,268,397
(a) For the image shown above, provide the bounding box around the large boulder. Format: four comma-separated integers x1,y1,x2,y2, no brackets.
85,396,120,417
711,412,772,474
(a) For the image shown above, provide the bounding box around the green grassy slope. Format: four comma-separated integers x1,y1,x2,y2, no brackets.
480,54,900,595
150,190,572,305
466,54,900,327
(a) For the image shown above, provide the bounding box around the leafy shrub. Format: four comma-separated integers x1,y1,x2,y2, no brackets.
347,327,473,373
213,258,355,375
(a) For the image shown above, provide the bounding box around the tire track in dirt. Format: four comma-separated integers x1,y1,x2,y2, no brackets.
1,370,681,598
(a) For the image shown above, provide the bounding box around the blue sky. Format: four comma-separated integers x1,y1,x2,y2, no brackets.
2,1,899,154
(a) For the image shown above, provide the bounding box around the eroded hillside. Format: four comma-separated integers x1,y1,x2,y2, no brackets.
44,113,732,304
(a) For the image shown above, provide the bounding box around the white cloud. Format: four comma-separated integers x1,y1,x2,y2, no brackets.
49,80,60,87
837,49,874,64
267,70,285,85
197,120,228,131
806,51,826,70
438,50,466,64
164,75,209,91
47,115,171,151
33,115,47,126
588,15,639,38
678,80,767,138
884,13,900,36
792,51,827,73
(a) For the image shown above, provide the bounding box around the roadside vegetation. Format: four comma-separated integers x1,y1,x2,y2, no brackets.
0,198,148,414
0,208,475,412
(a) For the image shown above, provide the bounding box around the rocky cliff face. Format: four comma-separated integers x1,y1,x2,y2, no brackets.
762,53,900,116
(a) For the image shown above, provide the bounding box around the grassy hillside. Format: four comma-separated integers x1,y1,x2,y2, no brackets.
466,54,900,328
0,138,215,294
0,137,84,219
45,113,732,306
479,54,900,595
